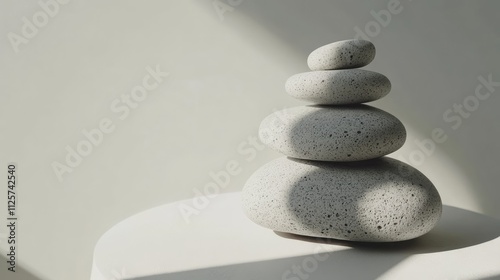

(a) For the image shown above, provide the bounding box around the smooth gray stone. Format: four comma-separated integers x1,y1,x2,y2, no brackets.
285,69,391,105
307,39,376,70
241,157,442,242
259,105,406,161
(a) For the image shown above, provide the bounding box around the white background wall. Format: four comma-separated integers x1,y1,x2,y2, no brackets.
0,1,499,279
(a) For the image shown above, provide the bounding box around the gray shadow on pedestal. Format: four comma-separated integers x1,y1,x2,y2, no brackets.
133,205,500,280
276,205,500,254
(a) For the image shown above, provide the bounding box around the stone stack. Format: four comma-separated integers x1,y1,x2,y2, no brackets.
242,39,442,242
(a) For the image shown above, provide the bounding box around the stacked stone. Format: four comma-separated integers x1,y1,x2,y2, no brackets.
242,40,442,242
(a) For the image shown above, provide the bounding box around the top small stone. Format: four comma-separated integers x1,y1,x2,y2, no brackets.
307,39,376,71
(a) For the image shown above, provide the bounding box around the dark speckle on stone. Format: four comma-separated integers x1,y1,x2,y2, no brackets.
241,149,442,242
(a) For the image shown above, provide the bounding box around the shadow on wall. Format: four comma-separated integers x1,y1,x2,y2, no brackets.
193,0,500,216
134,205,500,279
199,0,374,54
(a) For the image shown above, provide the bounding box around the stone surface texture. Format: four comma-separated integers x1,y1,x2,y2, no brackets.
242,39,442,243
242,157,442,242
259,105,406,161
285,70,391,105
307,39,376,71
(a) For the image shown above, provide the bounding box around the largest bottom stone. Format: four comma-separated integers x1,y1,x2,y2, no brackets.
241,157,442,242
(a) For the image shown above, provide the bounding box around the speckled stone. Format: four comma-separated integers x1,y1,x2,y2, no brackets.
259,105,406,161
307,40,376,71
241,157,442,242
285,69,391,105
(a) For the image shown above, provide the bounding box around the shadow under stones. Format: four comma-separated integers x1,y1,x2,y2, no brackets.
132,205,499,280
276,204,500,254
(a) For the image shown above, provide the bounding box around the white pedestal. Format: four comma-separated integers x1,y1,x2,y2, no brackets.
91,192,500,280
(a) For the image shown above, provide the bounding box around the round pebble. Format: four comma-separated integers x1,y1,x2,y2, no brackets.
241,156,442,242
259,105,406,161
307,39,376,70
285,69,391,105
